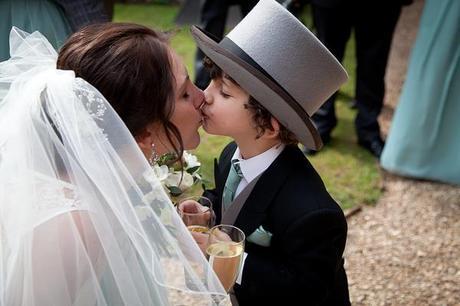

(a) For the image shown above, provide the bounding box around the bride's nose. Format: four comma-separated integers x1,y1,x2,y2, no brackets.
192,85,205,110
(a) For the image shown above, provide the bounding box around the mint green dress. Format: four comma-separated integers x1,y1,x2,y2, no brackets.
0,0,72,61
380,0,460,185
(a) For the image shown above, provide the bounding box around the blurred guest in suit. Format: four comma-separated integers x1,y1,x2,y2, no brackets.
53,0,111,31
307,0,413,158
194,0,258,90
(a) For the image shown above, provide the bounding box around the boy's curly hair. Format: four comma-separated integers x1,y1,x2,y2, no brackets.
204,57,298,145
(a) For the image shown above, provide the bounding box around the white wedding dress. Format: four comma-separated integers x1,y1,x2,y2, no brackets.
0,27,228,306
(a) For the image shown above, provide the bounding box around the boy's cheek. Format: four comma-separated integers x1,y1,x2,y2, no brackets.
203,120,228,137
202,118,216,134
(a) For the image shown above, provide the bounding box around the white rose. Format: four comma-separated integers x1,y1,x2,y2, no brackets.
179,172,194,190
183,151,201,169
164,171,194,190
142,187,169,204
152,164,169,181
159,206,173,226
135,205,153,221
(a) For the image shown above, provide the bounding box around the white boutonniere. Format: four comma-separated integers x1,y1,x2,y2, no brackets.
153,151,202,201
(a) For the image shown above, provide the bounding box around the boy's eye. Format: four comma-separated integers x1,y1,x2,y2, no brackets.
219,90,231,98
182,92,190,99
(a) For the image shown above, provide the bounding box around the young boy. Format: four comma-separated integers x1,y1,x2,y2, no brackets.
191,0,350,304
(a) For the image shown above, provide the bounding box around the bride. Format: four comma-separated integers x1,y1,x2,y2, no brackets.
0,24,227,305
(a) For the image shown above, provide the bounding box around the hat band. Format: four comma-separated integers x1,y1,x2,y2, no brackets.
219,37,312,118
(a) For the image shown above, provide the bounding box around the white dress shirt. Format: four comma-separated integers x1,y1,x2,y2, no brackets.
232,144,285,198
231,143,285,285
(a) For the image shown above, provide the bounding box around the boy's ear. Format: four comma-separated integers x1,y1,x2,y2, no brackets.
264,117,281,139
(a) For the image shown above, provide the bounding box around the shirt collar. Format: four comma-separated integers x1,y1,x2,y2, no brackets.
232,144,286,183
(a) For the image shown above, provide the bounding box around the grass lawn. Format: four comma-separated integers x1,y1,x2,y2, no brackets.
114,3,382,209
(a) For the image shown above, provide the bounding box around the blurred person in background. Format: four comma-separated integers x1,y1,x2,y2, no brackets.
381,0,460,185
54,0,111,31
194,0,258,90
305,0,413,158
0,0,111,61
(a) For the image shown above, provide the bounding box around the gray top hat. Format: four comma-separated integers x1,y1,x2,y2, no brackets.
191,0,348,150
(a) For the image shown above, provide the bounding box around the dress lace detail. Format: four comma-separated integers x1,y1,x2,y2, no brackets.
35,183,81,212
33,173,83,224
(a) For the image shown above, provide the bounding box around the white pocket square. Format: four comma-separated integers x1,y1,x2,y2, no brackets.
246,225,272,247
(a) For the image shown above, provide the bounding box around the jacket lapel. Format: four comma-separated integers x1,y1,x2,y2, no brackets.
214,142,237,223
233,145,297,237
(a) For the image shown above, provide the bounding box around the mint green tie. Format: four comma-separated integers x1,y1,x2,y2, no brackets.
222,159,243,210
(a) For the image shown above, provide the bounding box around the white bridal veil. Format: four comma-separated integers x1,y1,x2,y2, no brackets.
0,28,228,306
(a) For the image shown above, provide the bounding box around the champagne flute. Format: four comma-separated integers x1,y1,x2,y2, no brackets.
177,196,215,233
177,196,215,292
206,225,245,292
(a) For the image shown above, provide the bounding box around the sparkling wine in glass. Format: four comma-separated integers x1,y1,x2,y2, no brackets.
206,225,245,292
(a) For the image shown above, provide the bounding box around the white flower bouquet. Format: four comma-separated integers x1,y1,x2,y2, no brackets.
152,151,202,200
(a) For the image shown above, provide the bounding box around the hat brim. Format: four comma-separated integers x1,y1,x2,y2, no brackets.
191,26,322,150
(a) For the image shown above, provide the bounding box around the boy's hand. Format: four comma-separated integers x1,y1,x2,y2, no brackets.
210,228,232,242
190,228,233,255
190,231,209,255
178,200,206,213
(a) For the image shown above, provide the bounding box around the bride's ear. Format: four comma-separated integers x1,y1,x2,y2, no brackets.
136,122,169,157
135,125,154,158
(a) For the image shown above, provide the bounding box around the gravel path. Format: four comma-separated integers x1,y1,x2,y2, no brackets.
345,1,460,305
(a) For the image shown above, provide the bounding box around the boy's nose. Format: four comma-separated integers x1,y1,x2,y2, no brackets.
203,87,213,105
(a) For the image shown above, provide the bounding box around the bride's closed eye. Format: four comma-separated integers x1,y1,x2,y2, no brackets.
180,83,191,101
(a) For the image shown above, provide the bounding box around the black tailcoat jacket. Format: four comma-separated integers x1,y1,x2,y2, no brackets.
204,143,350,305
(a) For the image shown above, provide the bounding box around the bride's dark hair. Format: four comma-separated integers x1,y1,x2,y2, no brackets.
57,22,183,158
